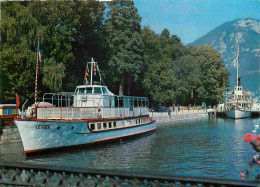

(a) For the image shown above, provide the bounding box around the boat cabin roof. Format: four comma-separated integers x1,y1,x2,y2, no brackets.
0,104,16,108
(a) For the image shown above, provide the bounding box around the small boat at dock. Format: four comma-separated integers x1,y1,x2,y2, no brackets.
14,58,156,154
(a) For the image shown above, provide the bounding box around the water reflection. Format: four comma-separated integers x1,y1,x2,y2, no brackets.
0,117,260,179
26,132,156,171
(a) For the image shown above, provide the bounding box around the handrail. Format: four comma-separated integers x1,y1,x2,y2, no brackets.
0,161,258,186
21,99,28,119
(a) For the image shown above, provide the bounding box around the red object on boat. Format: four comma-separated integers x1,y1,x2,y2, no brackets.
16,93,20,108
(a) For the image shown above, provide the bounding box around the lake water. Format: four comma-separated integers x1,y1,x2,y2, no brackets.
1,117,260,179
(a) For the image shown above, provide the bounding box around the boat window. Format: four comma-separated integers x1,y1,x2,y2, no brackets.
89,123,95,130
134,100,138,107
124,98,130,107
78,88,85,93
113,122,116,127
108,122,112,128
102,87,108,94
9,108,14,114
3,109,8,115
136,119,138,124
119,99,124,107
94,87,102,94
131,99,134,107
103,122,107,129
97,123,102,130
86,87,92,94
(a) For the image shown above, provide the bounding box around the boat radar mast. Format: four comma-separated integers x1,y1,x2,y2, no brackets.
236,45,239,87
84,58,103,86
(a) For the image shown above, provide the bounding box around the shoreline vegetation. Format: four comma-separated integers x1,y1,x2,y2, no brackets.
0,0,229,110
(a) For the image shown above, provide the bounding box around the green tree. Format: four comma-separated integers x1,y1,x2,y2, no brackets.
142,28,180,106
0,1,45,103
190,45,230,105
142,56,177,105
105,0,145,95
42,58,65,92
71,1,106,87
0,1,107,103
173,54,201,104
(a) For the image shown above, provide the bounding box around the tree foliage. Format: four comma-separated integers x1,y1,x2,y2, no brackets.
0,0,229,108
105,0,145,95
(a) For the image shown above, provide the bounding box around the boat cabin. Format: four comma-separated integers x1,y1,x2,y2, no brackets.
73,84,114,107
0,104,18,126
233,86,245,100
35,59,149,120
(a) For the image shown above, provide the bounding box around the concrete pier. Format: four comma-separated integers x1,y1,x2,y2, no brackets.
0,127,21,143
149,109,208,124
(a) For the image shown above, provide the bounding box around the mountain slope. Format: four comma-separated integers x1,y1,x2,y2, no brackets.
189,18,260,94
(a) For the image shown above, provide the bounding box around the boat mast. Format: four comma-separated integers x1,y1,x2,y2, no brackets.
90,58,94,85
236,45,239,87
35,38,40,117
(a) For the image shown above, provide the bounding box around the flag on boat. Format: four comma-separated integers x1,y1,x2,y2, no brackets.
94,64,97,76
84,65,89,83
16,93,20,108
85,66,89,77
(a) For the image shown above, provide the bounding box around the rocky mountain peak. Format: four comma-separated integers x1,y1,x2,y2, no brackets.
189,18,260,94
233,18,260,33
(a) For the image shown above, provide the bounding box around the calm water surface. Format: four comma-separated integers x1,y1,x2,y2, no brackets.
1,117,260,179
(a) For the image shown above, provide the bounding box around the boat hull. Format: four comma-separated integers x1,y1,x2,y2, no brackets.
225,109,252,119
14,119,156,153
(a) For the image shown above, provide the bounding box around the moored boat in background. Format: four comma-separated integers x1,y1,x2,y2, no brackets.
217,46,258,119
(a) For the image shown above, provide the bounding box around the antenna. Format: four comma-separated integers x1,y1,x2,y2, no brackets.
236,45,239,87
90,58,94,85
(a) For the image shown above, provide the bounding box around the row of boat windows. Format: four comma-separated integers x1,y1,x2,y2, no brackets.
234,95,244,99
235,87,242,91
135,118,150,125
89,121,116,131
89,118,150,131
1,108,16,115
76,87,108,95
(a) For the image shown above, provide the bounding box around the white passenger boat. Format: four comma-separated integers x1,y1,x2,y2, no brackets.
14,59,156,154
217,46,255,119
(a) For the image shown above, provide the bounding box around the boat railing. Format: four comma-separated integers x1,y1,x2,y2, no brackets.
38,92,149,120
37,106,149,120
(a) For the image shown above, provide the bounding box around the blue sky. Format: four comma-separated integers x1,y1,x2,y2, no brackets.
135,0,260,44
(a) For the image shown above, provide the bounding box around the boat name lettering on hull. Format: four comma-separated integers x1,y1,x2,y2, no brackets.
35,125,50,129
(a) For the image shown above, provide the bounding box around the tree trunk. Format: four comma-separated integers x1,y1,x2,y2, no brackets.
127,74,131,96
119,73,124,95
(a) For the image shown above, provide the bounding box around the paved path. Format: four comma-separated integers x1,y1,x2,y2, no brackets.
149,110,208,124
